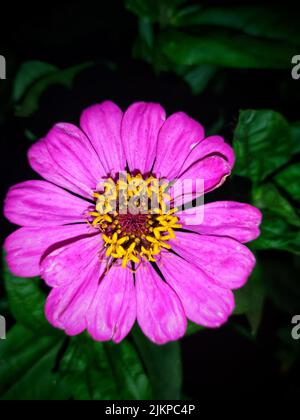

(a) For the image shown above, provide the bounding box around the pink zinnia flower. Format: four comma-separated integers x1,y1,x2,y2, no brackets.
4,101,262,345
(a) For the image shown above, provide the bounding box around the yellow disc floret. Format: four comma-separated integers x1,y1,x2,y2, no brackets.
88,173,181,269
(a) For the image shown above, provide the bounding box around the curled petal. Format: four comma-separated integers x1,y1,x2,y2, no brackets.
153,112,205,180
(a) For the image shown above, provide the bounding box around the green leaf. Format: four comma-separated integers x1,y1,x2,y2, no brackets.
172,5,300,46
175,64,218,95
159,29,296,69
0,325,64,399
252,210,300,254
263,258,300,314
276,326,300,372
233,110,292,183
15,62,93,118
0,298,9,318
13,61,58,103
2,341,69,401
253,183,300,227
133,20,155,65
132,325,182,400
3,259,53,334
107,341,152,400
185,321,204,336
234,262,264,335
59,335,151,400
274,163,300,203
126,0,185,24
291,122,300,155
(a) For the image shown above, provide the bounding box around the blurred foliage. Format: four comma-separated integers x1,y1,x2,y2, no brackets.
1,261,179,400
127,1,300,93
234,263,264,335
13,61,94,117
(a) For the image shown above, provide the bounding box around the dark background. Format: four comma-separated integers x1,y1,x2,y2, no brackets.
1,0,299,400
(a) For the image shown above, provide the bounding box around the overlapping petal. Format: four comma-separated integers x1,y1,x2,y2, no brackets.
4,224,93,277
45,235,105,336
40,234,102,288
170,155,231,208
135,263,187,344
153,112,205,180
157,253,235,327
87,266,136,343
180,135,235,174
179,201,262,243
28,123,104,198
170,232,256,289
80,101,126,176
4,180,90,227
121,102,166,174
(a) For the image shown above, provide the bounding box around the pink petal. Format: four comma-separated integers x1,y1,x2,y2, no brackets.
80,101,125,176
4,224,93,278
170,232,256,289
121,102,166,174
170,155,231,207
4,180,90,227
179,201,262,243
28,123,105,198
45,236,105,336
153,112,205,180
135,263,187,344
40,234,102,288
87,266,136,343
157,253,235,327
181,135,235,174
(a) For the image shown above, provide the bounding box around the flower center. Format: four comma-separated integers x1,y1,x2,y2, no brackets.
88,173,181,269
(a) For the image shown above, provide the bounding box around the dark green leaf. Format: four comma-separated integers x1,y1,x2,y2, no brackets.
175,64,218,94
234,262,264,335
291,122,300,155
126,0,185,24
15,62,93,117
132,325,182,400
2,341,68,401
276,326,300,372
274,163,300,203
185,321,204,336
13,61,58,103
233,110,292,183
252,210,300,254
172,5,300,46
253,183,300,227
0,325,63,399
3,259,53,334
263,258,300,314
159,29,296,69
59,334,151,400
0,299,9,317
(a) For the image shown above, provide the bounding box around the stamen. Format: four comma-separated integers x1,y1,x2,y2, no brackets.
88,173,181,269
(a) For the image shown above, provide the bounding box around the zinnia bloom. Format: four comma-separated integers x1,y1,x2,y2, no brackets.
4,101,262,344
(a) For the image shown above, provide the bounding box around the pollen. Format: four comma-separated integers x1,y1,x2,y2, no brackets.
88,173,181,269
